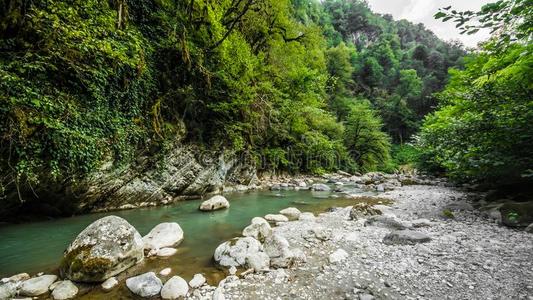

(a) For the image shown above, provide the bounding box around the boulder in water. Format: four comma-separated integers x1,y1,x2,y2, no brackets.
143,222,184,251
60,216,144,282
126,272,162,297
199,195,230,211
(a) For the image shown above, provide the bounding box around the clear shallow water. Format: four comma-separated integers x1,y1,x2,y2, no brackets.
0,186,383,297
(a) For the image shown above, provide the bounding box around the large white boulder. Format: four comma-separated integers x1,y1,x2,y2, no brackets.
126,272,162,297
143,222,184,251
160,275,188,300
214,237,264,268
60,216,144,282
19,275,58,296
199,195,230,211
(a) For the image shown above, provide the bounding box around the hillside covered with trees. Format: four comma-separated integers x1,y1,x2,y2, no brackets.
1,0,530,209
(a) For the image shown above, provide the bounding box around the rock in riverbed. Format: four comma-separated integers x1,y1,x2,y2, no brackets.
0,282,17,299
19,274,57,296
51,280,78,300
143,222,184,251
101,277,118,291
189,274,206,289
264,214,289,223
214,237,264,268
263,234,299,268
126,272,162,297
199,195,230,211
279,207,301,220
329,249,348,263
383,230,431,245
311,184,331,191
161,276,188,300
242,219,272,242
60,216,144,282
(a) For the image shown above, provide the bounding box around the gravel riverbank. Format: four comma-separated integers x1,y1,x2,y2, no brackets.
210,185,533,300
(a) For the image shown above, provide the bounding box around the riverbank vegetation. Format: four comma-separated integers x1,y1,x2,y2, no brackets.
0,0,530,202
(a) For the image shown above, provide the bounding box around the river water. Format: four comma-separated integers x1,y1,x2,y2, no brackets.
0,185,383,298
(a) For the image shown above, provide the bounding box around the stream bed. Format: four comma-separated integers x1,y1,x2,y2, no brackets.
0,185,385,298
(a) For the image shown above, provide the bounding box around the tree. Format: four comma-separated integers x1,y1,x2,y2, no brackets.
344,101,391,172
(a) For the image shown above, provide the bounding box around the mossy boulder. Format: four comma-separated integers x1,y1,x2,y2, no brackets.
60,216,144,283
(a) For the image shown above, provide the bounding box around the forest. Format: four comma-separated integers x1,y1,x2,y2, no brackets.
0,0,531,201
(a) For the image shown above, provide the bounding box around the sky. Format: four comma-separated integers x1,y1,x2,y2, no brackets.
366,0,494,48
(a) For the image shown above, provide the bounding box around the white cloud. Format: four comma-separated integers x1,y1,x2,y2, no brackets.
366,0,494,48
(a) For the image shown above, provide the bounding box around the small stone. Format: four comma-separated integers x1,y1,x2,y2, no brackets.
51,280,78,300
329,249,349,264
298,212,316,221
159,268,172,276
229,266,237,276
383,230,431,245
157,247,178,257
189,274,206,289
264,214,289,223
100,277,118,291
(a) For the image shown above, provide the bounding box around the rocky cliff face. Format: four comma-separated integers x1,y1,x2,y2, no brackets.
1,144,258,220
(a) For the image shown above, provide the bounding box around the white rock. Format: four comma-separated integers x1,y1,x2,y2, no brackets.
383,230,431,245
242,220,272,241
264,234,295,268
246,252,270,272
213,287,225,300
159,268,172,276
199,195,230,211
101,277,118,291
51,280,78,300
189,274,206,289
126,272,162,297
251,217,268,225
214,237,263,268
143,222,184,251
228,266,237,276
298,212,316,221
60,216,144,282
19,275,58,296
329,249,349,264
161,276,188,300
264,214,289,223
0,282,17,299
157,247,178,257
279,207,301,220
311,184,331,191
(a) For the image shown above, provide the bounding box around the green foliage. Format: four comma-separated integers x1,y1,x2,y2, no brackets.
435,0,532,50
344,101,391,172
0,0,464,201
418,41,532,183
